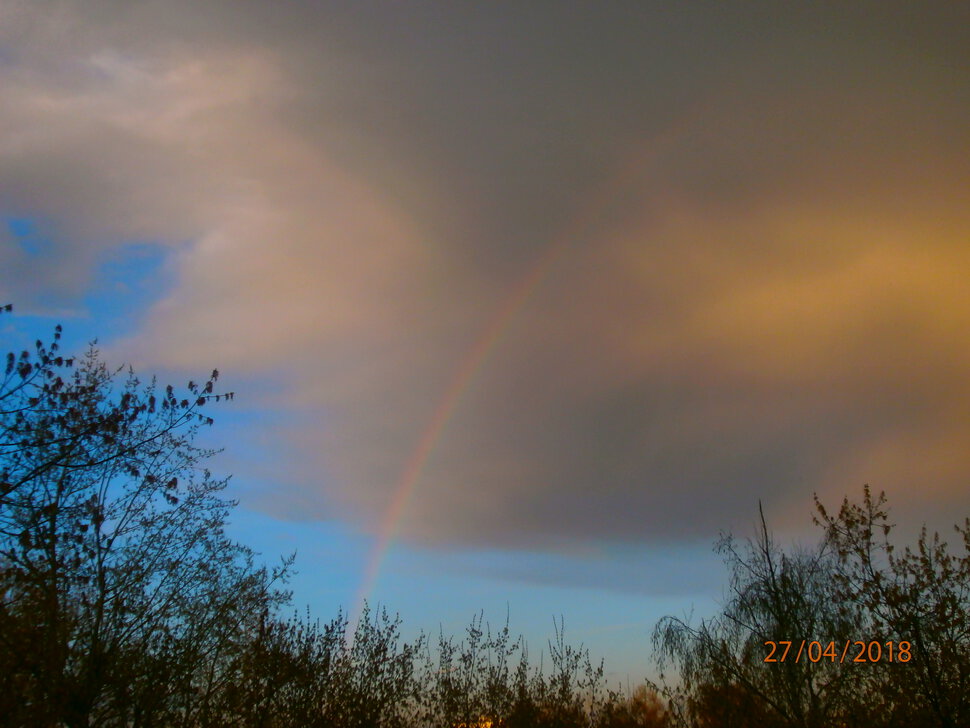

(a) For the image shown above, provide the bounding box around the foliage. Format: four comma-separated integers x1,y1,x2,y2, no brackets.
0,310,289,726
653,491,970,728
815,486,970,728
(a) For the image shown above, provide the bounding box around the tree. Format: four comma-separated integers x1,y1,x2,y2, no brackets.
815,486,970,728
652,490,970,728
0,310,290,726
652,504,863,728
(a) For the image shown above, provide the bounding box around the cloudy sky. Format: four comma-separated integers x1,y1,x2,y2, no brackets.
2,1,969,680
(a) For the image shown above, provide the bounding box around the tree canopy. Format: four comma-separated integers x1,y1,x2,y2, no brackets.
0,307,289,726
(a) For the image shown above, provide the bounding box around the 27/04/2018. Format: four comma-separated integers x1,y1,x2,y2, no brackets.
764,640,911,663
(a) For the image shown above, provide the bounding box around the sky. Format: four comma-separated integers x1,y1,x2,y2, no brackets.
2,1,969,684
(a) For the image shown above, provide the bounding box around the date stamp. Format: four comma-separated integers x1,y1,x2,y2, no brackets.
764,640,911,663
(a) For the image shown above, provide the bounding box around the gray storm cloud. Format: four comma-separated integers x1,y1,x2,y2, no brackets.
2,1,969,550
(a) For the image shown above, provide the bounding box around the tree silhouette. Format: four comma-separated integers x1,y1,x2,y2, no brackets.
815,486,970,728
653,492,970,728
0,310,289,726
653,504,860,728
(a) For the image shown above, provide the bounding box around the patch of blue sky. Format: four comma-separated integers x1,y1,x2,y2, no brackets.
6,216,33,238
222,506,369,618
2,217,175,356
0,313,69,367
200,401,357,609
1,215,73,354
396,541,725,600
5,215,48,257
84,241,174,342
195,401,339,509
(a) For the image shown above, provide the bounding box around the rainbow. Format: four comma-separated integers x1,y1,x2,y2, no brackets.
349,114,703,631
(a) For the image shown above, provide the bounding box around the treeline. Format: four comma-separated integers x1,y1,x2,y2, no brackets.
2,311,968,727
